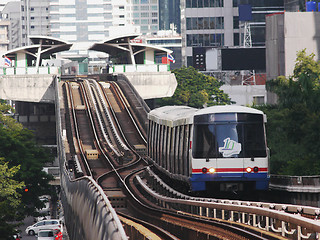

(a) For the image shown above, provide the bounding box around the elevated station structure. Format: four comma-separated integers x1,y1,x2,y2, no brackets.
0,35,177,102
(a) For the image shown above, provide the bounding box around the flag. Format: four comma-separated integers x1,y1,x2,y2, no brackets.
4,56,12,67
168,54,175,63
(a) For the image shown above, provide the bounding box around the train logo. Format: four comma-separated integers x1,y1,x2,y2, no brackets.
219,138,241,157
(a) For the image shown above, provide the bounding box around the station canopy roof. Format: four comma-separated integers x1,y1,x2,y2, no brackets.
89,33,172,56
3,36,72,59
3,34,172,63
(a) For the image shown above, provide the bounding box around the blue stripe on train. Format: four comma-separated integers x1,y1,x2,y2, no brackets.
190,172,269,191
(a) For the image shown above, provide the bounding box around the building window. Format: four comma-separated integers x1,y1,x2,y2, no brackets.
152,19,158,24
141,0,149,3
141,26,148,31
141,6,149,10
187,56,193,67
152,12,157,17
188,0,223,8
119,15,125,18
186,0,191,8
233,16,239,29
234,33,239,46
233,0,238,7
119,6,125,9
30,7,34,11
141,19,149,24
186,34,224,47
141,12,149,17
187,17,224,30
253,96,264,105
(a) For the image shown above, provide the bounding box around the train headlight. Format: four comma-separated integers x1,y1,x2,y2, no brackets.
202,167,208,174
246,167,252,173
209,168,216,174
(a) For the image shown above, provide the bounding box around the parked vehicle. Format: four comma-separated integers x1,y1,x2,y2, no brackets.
25,219,62,236
37,229,62,240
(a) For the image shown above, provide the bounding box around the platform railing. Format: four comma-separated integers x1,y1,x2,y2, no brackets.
1,64,169,76
0,66,61,75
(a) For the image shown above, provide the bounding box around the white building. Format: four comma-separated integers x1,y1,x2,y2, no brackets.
131,0,159,35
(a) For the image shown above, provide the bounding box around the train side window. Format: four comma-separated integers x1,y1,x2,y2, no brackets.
243,123,266,157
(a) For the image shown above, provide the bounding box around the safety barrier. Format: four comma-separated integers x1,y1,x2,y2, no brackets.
138,168,320,240
0,66,60,75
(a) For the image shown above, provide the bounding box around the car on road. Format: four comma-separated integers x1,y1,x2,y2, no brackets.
37,229,62,240
25,219,62,236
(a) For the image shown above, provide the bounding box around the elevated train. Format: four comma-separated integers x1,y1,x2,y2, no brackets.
147,105,269,193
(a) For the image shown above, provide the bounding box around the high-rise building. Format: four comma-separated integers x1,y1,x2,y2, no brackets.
20,0,50,46
0,20,10,54
238,0,284,47
284,0,305,11
2,1,21,49
49,0,136,42
131,0,159,35
181,0,284,67
181,0,234,67
159,0,181,33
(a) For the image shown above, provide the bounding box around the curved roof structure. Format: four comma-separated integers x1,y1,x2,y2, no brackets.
3,34,172,67
4,36,72,58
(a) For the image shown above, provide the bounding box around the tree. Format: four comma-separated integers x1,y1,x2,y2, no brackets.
259,49,320,175
0,102,54,235
157,66,233,108
0,160,24,238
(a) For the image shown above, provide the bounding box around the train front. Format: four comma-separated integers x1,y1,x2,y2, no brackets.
190,106,269,193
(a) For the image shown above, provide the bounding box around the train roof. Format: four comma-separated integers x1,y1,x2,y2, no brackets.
148,105,265,127
148,106,197,127
194,105,264,116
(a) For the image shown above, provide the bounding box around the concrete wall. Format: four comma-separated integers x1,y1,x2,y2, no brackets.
124,72,177,99
0,75,56,103
266,12,320,80
0,72,177,103
220,85,267,106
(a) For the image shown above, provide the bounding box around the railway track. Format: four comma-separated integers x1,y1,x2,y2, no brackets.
63,77,313,239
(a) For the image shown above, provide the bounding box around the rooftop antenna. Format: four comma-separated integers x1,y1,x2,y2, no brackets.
239,4,255,85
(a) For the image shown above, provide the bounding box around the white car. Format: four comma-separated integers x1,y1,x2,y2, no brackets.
25,219,62,236
37,229,61,240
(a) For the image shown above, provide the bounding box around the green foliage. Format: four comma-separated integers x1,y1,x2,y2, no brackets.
259,49,320,175
0,160,24,238
157,66,233,108
0,102,54,237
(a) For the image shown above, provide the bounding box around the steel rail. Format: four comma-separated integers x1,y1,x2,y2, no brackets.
66,82,92,177
85,80,124,157
110,81,147,144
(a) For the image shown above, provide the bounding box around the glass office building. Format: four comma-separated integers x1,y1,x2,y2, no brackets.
181,0,284,67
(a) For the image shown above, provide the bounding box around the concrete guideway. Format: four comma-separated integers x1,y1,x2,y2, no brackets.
0,72,177,103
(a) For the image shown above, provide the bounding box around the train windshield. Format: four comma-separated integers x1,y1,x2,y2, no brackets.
192,113,266,158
